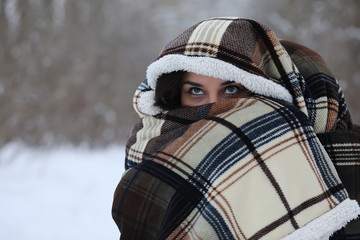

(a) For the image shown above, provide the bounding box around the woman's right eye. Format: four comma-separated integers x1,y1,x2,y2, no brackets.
188,88,204,95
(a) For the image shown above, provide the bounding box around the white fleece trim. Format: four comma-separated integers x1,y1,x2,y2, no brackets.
148,55,293,99
281,198,360,240
134,90,163,116
138,54,293,115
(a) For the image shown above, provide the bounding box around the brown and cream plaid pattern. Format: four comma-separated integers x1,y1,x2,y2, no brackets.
114,18,360,239
158,17,273,78
114,97,358,239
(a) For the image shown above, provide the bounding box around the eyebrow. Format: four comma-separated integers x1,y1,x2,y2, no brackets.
182,80,236,87
221,80,235,86
182,81,202,87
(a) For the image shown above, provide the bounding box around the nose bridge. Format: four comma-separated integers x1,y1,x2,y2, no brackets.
207,92,219,104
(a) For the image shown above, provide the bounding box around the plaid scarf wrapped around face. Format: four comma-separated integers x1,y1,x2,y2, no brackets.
112,17,360,239
113,97,359,239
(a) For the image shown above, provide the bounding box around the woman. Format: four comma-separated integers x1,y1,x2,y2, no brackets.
112,17,360,239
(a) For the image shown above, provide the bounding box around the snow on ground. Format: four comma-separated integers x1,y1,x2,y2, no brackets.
0,143,125,240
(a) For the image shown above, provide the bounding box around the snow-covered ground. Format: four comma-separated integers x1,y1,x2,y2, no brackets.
0,143,125,240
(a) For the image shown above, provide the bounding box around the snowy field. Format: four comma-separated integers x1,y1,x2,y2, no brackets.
0,143,125,240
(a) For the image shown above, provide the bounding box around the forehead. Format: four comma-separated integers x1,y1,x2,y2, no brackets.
183,72,226,85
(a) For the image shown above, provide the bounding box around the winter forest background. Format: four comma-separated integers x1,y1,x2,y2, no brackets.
1,0,360,239
1,0,360,148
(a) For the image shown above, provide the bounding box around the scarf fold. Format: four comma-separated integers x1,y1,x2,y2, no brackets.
113,97,359,239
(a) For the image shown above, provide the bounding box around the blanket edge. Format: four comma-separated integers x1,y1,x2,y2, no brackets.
281,198,360,240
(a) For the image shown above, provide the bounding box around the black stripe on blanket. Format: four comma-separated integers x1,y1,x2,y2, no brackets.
209,116,300,230
250,183,344,240
248,20,296,100
208,114,347,239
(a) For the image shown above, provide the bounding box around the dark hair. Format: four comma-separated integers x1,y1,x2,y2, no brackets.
154,71,185,110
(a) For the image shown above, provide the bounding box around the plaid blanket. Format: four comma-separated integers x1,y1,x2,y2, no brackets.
280,42,360,235
112,17,360,239
113,96,359,239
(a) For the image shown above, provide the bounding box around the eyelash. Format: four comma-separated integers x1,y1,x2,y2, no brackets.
187,86,242,94
224,85,241,94
186,88,203,95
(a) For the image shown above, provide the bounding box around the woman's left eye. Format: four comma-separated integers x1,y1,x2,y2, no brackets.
224,86,240,94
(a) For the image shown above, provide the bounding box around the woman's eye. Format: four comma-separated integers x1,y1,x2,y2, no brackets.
189,88,204,95
224,86,240,94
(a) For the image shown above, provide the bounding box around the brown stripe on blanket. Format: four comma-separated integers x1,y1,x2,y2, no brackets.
250,184,345,240
261,98,339,207
216,47,268,78
248,20,295,97
209,116,300,229
153,99,255,172
185,42,219,57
